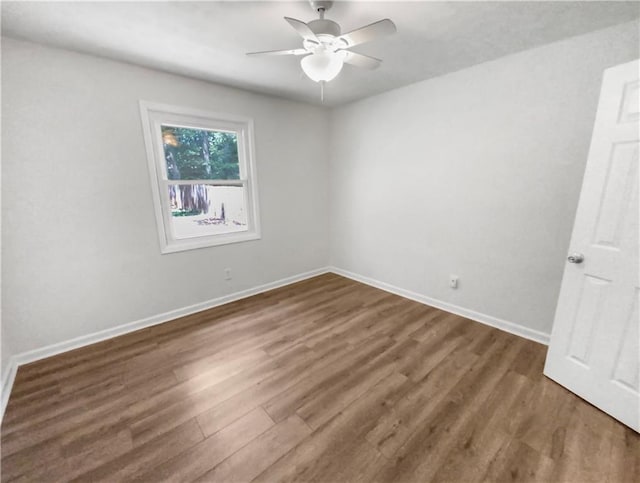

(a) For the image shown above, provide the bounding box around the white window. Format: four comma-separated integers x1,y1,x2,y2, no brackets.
140,101,260,253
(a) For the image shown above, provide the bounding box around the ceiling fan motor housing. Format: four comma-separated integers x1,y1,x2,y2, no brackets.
308,19,341,37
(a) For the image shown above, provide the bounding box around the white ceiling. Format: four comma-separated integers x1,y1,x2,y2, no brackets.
2,1,639,106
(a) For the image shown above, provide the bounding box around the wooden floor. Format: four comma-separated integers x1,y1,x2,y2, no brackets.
1,274,638,482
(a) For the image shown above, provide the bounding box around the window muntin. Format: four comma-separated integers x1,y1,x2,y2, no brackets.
140,102,260,253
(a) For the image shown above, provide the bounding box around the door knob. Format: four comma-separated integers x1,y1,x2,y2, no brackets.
567,253,584,264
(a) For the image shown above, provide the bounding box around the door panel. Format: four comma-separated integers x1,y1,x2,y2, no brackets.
612,289,638,392
593,141,637,248
566,274,609,366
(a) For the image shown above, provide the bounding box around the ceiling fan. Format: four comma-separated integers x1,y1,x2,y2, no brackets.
247,0,396,84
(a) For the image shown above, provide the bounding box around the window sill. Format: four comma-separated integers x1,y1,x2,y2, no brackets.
160,231,261,254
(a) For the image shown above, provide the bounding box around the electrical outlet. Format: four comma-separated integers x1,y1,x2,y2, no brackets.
224,268,232,281
449,275,459,289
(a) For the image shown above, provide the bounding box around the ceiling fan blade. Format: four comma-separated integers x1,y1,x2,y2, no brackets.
246,48,308,56
339,19,396,47
341,50,382,70
284,17,319,42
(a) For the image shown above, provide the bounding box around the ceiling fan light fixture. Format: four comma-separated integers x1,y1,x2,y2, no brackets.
300,51,344,82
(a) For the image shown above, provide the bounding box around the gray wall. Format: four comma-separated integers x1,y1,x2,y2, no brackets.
329,21,639,335
1,38,330,370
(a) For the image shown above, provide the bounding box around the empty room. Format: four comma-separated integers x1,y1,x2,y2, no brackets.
1,0,639,481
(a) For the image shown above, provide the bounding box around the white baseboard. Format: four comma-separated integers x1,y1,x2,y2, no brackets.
330,266,551,346
0,264,550,421
1,358,19,422
0,266,330,420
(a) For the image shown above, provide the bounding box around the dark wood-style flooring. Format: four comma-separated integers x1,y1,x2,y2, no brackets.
1,273,638,482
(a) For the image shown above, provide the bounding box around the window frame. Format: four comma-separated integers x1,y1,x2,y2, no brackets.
139,101,261,253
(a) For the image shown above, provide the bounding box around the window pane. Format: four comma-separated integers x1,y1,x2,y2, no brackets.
162,126,240,180
168,184,247,239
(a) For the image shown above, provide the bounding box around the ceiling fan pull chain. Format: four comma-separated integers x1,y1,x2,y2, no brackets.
320,80,325,102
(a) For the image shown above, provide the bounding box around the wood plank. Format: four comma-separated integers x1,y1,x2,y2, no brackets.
193,415,310,482
607,421,640,483
365,343,480,458
69,418,203,483
481,438,556,483
195,340,352,437
132,339,349,444
428,371,532,482
135,407,274,482
253,371,409,483
295,337,414,429
261,335,395,423
373,335,527,482
549,400,620,483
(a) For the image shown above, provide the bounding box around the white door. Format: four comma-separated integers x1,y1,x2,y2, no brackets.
544,59,639,432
